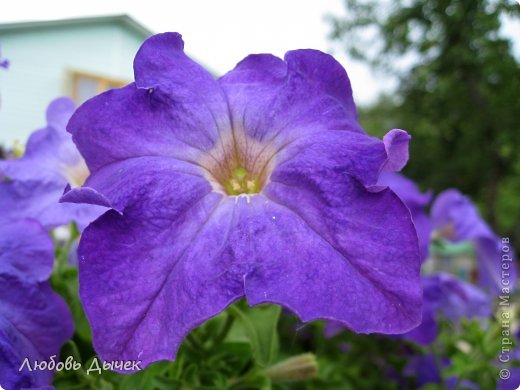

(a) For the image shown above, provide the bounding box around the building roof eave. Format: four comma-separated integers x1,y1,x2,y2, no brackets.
0,14,153,38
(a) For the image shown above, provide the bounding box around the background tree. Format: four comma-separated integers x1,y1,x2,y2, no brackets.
330,0,520,245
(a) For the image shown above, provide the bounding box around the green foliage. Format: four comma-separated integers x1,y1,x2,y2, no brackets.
51,224,92,345
228,303,281,367
437,318,501,387
331,0,520,245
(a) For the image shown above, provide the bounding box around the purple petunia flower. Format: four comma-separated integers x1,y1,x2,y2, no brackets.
431,189,517,296
402,273,491,345
62,32,422,369
0,98,106,230
0,219,74,389
377,172,432,262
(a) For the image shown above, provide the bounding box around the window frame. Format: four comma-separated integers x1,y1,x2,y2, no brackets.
69,70,128,103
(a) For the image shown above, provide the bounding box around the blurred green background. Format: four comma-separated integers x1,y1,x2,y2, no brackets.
329,0,520,250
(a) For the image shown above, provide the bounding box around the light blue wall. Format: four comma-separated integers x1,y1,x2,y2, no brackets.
0,22,146,145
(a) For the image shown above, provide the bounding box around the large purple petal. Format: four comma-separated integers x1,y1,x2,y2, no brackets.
378,172,432,262
0,220,54,282
76,157,244,367
134,33,231,131
76,156,208,211
381,130,411,172
275,129,409,190
411,210,432,262
251,129,421,333
218,49,363,152
70,33,231,174
238,195,422,334
80,198,244,369
377,172,431,209
284,50,359,121
0,276,73,389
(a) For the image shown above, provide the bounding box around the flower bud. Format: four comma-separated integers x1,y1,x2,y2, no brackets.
264,353,319,382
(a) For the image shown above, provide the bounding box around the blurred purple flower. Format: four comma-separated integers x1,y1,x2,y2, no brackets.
404,354,478,389
431,189,517,296
0,48,8,69
378,172,432,262
498,329,520,390
63,32,422,368
499,368,520,390
404,354,444,387
0,220,74,389
0,98,106,230
66,237,80,267
328,272,491,344
403,273,491,345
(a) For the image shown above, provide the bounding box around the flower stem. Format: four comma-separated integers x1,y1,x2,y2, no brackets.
213,313,235,346
186,333,205,352
430,343,448,389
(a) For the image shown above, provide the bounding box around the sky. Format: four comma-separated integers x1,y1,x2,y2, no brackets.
1,0,519,105
0,0,398,105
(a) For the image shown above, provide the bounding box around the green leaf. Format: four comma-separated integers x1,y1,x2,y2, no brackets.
152,376,183,389
228,303,281,367
118,361,169,389
52,267,92,342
